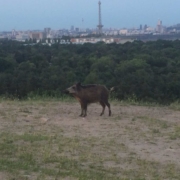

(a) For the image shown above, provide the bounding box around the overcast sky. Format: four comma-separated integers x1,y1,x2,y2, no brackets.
0,0,180,31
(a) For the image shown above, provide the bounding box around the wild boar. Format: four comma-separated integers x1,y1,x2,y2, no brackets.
64,82,112,117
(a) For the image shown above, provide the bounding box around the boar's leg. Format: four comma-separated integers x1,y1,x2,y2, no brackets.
100,101,106,116
104,100,111,116
79,103,86,117
82,103,87,117
79,104,84,117
80,103,87,117
84,104,87,117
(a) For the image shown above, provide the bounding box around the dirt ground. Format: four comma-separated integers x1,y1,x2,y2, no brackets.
0,100,180,179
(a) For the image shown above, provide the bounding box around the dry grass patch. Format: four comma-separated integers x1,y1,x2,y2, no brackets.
0,100,179,179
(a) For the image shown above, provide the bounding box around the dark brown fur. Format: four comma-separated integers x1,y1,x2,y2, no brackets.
65,83,111,117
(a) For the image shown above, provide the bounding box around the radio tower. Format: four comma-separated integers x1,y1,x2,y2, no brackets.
97,1,103,35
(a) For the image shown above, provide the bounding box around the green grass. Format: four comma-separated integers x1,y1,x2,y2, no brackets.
169,126,180,140
0,130,179,180
136,116,170,129
170,101,180,110
0,132,123,180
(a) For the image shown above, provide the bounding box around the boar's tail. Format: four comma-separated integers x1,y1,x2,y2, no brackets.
109,86,120,92
110,87,114,92
109,86,116,92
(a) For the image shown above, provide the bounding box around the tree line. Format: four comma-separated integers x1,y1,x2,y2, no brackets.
0,39,180,103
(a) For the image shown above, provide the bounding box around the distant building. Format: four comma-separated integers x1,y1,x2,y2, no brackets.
70,37,132,44
12,29,16,36
144,24,148,31
156,20,163,33
16,34,30,41
44,28,51,38
75,28,79,32
146,27,155,32
29,32,44,40
119,29,128,35
140,24,142,30
71,26,74,31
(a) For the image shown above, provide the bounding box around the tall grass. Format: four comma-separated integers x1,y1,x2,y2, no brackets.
110,95,161,107
169,100,180,110
0,91,180,108
27,91,75,102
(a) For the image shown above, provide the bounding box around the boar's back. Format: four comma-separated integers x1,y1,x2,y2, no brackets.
78,84,109,103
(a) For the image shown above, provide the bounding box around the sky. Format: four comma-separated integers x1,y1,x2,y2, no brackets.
0,0,180,31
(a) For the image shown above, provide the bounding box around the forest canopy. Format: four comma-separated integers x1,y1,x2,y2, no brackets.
0,39,180,103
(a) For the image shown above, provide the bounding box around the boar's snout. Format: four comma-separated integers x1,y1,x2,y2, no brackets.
63,89,70,94
63,86,77,94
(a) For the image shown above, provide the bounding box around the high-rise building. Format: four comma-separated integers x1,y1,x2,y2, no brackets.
44,28,51,34
140,24,142,30
71,25,74,31
44,28,51,38
156,20,163,33
144,24,148,31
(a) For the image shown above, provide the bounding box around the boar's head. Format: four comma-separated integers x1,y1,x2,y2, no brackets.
64,82,81,94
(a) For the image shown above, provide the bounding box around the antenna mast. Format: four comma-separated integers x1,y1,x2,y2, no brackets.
97,1,103,35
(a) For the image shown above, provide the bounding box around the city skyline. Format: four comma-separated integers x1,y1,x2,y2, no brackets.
0,0,180,31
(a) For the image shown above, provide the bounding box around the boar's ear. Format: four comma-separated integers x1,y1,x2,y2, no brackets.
76,82,81,91
76,82,81,86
